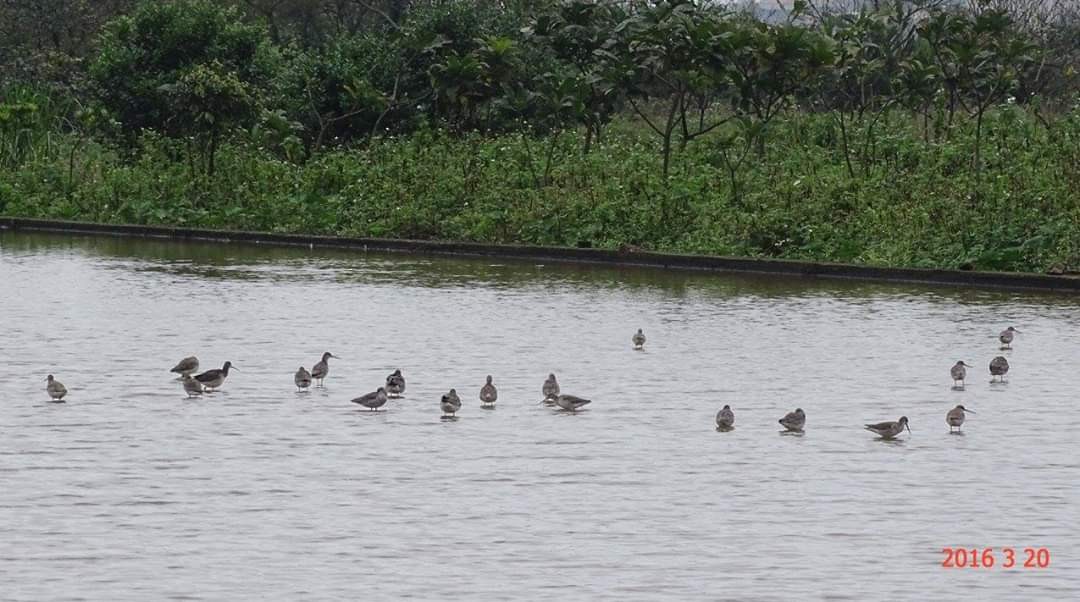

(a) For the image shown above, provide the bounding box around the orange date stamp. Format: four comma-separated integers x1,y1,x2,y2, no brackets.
941,547,1050,569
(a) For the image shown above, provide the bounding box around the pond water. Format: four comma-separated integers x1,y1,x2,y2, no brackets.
1,231,1078,600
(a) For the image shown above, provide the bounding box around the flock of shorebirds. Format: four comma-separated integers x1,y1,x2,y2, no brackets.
41,326,1020,438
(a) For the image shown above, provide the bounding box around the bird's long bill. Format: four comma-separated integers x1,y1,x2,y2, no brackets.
231,366,240,371
905,423,912,433
966,409,976,414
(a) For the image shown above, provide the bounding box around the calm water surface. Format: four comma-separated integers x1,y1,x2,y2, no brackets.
1,232,1078,601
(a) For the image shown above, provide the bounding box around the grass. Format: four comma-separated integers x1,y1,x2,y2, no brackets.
2,106,1078,273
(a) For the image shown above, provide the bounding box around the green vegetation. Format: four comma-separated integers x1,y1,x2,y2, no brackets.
1,1,1078,272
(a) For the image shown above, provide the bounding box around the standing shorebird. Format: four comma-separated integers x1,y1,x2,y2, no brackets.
479,375,498,406
294,366,312,392
864,416,910,439
632,328,646,350
182,374,204,399
386,369,406,398
555,394,591,412
45,375,67,402
310,352,338,387
542,373,560,404
778,408,806,432
194,361,236,391
950,361,973,389
715,405,735,431
170,356,200,378
946,405,975,433
998,326,1020,350
441,389,462,417
351,387,388,411
989,356,1010,383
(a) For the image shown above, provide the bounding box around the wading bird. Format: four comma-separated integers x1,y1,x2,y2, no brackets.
352,387,388,411
946,405,974,433
479,376,497,406
311,352,338,387
989,356,1010,383
441,389,462,417
716,405,734,431
950,361,973,388
195,361,235,391
779,408,806,432
555,394,591,412
542,373,560,404
170,356,199,378
999,327,1020,350
864,416,910,439
45,375,67,402
386,369,406,397
632,329,646,350
182,374,204,398
294,366,312,392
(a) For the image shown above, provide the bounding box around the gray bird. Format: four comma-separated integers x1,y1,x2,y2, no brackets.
311,352,338,387
999,326,1020,349
170,356,200,378
352,387,388,411
194,361,236,391
865,416,910,439
950,361,973,388
947,405,975,433
989,356,1009,383
555,394,591,412
45,375,67,402
779,408,805,432
716,405,735,430
480,375,497,406
542,373,560,404
182,374,204,399
441,388,462,417
632,328,646,350
294,366,312,392
386,369,406,397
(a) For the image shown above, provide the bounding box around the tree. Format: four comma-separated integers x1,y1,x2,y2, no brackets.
922,7,1039,192
429,35,523,133
714,14,832,203
90,0,275,174
525,0,628,153
815,4,920,176
277,32,402,151
0,0,132,56
161,62,256,175
0,0,132,90
616,0,730,179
